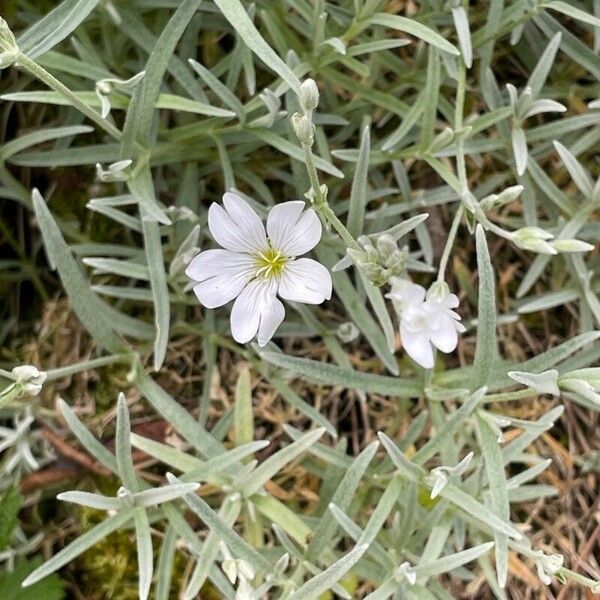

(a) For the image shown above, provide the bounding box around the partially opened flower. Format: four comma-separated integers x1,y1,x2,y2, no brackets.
186,193,332,346
387,279,465,369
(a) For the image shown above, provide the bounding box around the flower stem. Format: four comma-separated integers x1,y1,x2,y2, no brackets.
437,203,464,283
16,53,123,141
301,144,361,251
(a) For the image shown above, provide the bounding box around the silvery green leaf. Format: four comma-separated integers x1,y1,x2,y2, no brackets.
473,226,497,389
136,371,225,459
553,141,594,198
234,367,254,447
166,473,272,573
18,0,99,58
22,509,134,587
132,482,200,507
287,543,369,600
545,1,600,28
59,399,119,473
32,190,124,353
322,37,347,55
116,393,138,491
56,491,121,511
183,496,241,600
347,121,370,238
238,427,325,497
366,14,459,55
155,525,177,600
523,99,566,119
212,0,301,92
306,441,378,561
133,507,153,600
378,432,426,481
189,59,245,120
507,369,560,396
414,542,495,580
507,459,552,489
452,6,472,69
258,349,420,396
512,127,528,176
83,257,150,280
477,415,509,587
526,32,562,100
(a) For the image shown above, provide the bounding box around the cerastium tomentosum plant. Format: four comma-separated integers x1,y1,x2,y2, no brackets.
1,0,600,598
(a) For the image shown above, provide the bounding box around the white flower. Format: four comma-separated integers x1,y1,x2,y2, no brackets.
387,279,465,369
186,193,332,346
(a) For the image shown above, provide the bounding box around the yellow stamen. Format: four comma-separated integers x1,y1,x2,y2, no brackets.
255,246,287,279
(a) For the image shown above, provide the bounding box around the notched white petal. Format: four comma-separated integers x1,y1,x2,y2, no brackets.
208,194,267,254
278,258,332,305
186,249,255,308
266,201,322,256
230,279,283,346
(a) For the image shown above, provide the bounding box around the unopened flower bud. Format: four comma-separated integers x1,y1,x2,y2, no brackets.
299,78,319,113
376,234,397,259
291,112,315,147
511,227,557,254
0,18,19,69
551,239,595,253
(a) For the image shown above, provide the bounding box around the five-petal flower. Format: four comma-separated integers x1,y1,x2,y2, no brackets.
186,193,332,346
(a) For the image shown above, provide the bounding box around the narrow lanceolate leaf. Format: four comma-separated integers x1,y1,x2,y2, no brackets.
367,14,459,56
512,127,528,176
212,0,301,92
307,441,379,561
526,32,562,100
116,393,139,491
452,6,473,69
473,226,497,389
32,190,123,353
347,121,371,238
553,141,594,198
22,510,134,587
545,2,600,29
286,543,369,600
258,349,421,397
166,474,273,574
238,427,326,497
415,542,495,579
18,0,100,58
234,367,254,446
134,507,153,600
477,415,510,588
129,172,171,371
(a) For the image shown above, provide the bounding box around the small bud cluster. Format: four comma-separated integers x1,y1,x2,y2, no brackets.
291,79,320,148
345,234,408,287
0,18,19,70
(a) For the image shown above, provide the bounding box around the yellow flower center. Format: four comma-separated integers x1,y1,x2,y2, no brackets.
255,246,288,279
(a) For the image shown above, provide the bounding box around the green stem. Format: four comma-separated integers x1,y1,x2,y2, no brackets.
301,144,361,251
437,203,464,283
16,53,123,141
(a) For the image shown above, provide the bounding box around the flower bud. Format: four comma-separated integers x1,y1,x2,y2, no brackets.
551,239,595,253
376,234,397,259
11,365,46,398
291,112,315,146
298,78,319,113
511,226,557,254
0,18,19,69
